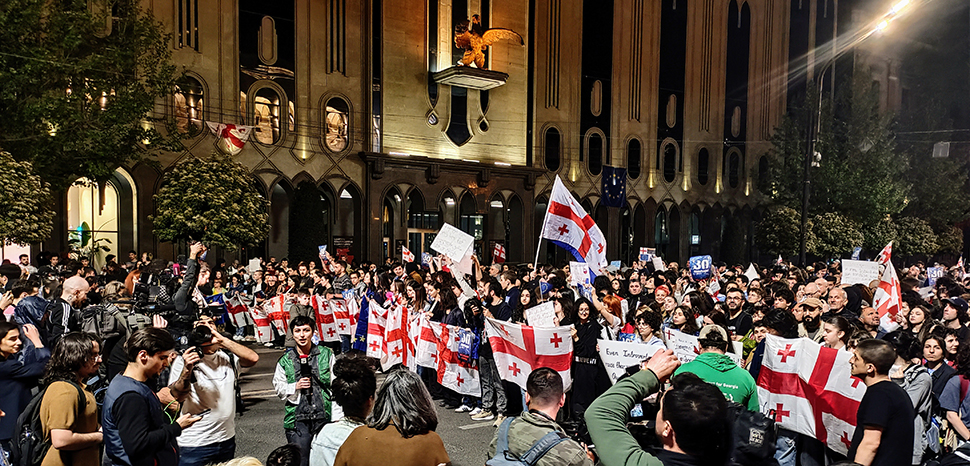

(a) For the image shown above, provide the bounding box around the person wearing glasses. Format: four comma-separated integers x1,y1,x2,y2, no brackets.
167,318,259,466
39,333,102,466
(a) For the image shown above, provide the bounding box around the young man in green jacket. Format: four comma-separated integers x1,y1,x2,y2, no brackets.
673,324,759,411
586,349,731,466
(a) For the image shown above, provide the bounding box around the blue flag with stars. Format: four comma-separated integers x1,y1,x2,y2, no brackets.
352,292,372,351
601,166,627,207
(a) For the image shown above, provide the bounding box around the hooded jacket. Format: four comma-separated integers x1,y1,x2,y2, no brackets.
674,351,759,411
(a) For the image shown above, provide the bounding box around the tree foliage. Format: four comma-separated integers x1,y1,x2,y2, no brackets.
861,217,898,251
936,225,964,256
153,153,269,248
0,150,54,244
0,0,178,190
894,217,938,256
809,213,863,260
756,207,811,258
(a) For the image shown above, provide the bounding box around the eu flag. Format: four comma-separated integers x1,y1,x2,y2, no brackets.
601,166,627,207
352,291,372,351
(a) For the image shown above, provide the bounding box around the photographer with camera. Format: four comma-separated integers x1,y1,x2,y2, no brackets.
167,318,258,466
170,242,208,349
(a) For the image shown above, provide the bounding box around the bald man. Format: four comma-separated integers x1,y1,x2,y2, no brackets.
46,275,89,346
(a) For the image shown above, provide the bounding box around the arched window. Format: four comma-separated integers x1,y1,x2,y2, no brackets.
588,132,603,176
627,139,642,179
253,87,282,144
325,97,350,152
67,178,120,269
697,148,710,185
545,128,561,171
729,152,741,188
662,142,677,183
655,209,669,257
173,77,204,135
689,212,701,246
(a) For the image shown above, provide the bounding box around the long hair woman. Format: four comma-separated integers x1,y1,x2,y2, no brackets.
333,368,449,466
40,332,103,466
511,287,537,325
309,355,377,466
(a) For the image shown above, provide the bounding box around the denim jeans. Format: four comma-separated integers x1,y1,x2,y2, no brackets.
775,427,797,466
480,356,507,414
178,437,236,466
285,419,327,466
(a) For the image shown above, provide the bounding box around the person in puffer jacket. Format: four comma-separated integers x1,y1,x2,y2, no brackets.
673,324,758,411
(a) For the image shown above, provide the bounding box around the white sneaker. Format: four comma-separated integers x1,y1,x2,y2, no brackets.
454,404,472,413
471,410,495,421
492,413,507,427
233,335,244,341
263,342,274,347
469,407,483,416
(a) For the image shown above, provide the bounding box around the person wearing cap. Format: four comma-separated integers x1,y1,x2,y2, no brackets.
942,297,970,343
796,298,825,342
672,324,758,411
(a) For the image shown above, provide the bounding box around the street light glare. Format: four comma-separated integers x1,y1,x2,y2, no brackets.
890,0,910,15
876,20,889,31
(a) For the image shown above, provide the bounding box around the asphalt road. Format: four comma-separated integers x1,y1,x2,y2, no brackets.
233,345,494,466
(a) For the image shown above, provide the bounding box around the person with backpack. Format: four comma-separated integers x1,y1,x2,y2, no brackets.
38,333,103,466
486,367,593,466
43,276,89,348
0,321,49,460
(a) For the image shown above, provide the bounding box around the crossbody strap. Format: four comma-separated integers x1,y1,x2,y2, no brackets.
520,431,569,466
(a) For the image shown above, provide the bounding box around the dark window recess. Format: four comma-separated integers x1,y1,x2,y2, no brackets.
729,152,741,188
663,144,676,183
698,148,709,185
545,128,561,171
758,155,769,191
627,139,641,179
588,133,603,175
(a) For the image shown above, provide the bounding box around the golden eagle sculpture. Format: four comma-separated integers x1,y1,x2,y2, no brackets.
454,15,524,69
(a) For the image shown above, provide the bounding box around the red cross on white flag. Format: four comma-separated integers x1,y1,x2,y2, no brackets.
205,122,254,155
485,317,573,391
873,259,902,332
756,335,865,455
875,241,893,266
538,176,608,275
311,295,340,342
493,243,506,263
402,246,415,263
382,303,415,371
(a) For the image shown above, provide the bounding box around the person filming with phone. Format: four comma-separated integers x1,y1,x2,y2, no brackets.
169,242,209,349
167,317,259,466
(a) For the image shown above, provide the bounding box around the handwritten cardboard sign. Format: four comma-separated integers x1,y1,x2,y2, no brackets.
841,260,880,286
569,261,591,287
664,328,742,366
525,302,557,328
597,339,662,384
431,223,475,264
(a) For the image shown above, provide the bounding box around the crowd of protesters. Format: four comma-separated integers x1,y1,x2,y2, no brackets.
5,246,970,466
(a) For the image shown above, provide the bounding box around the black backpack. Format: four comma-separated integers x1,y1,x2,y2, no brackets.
10,381,86,466
727,402,779,466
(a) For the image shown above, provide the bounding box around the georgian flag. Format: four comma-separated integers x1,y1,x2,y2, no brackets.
225,294,249,327
249,299,272,343
493,243,506,263
311,295,340,342
382,303,414,371
434,322,481,396
402,246,415,263
873,259,902,332
485,317,573,391
205,122,254,155
958,255,965,272
265,295,288,333
330,297,356,336
539,176,608,276
366,299,388,360
756,335,865,456
875,241,893,266
415,316,440,368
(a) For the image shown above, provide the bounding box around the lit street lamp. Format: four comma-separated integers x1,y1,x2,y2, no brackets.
798,0,919,266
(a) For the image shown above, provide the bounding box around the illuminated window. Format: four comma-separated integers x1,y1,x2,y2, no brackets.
253,88,281,144
174,77,204,135
67,178,119,269
325,97,350,152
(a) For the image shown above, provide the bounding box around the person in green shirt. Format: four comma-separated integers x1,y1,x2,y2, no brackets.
673,324,759,411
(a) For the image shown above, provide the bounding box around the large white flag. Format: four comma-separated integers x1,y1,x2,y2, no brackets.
539,176,608,275
485,318,573,391
756,335,865,455
873,259,902,332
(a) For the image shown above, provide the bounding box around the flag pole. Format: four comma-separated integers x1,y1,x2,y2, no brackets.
533,200,552,270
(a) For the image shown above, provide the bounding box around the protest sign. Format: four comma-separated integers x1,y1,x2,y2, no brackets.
569,261,591,287
841,260,880,286
927,266,945,287
851,247,862,260
664,328,742,366
744,263,760,282
248,258,262,272
525,302,557,328
318,245,327,262
597,339,661,384
688,255,712,280
652,256,665,271
431,223,475,263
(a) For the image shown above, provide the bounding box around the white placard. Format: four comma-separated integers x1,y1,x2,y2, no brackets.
744,263,760,282
569,261,591,287
652,256,665,271
248,258,262,272
841,260,880,286
664,328,742,367
525,302,557,328
597,339,662,384
431,223,475,265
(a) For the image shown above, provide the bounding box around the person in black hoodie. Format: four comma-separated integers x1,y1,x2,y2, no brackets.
568,297,606,422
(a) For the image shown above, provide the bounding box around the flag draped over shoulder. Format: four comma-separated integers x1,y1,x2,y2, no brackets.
539,175,608,275
756,335,865,456
485,317,573,391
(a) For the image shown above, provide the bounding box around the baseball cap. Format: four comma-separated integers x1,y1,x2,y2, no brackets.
944,297,968,315
698,324,728,342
